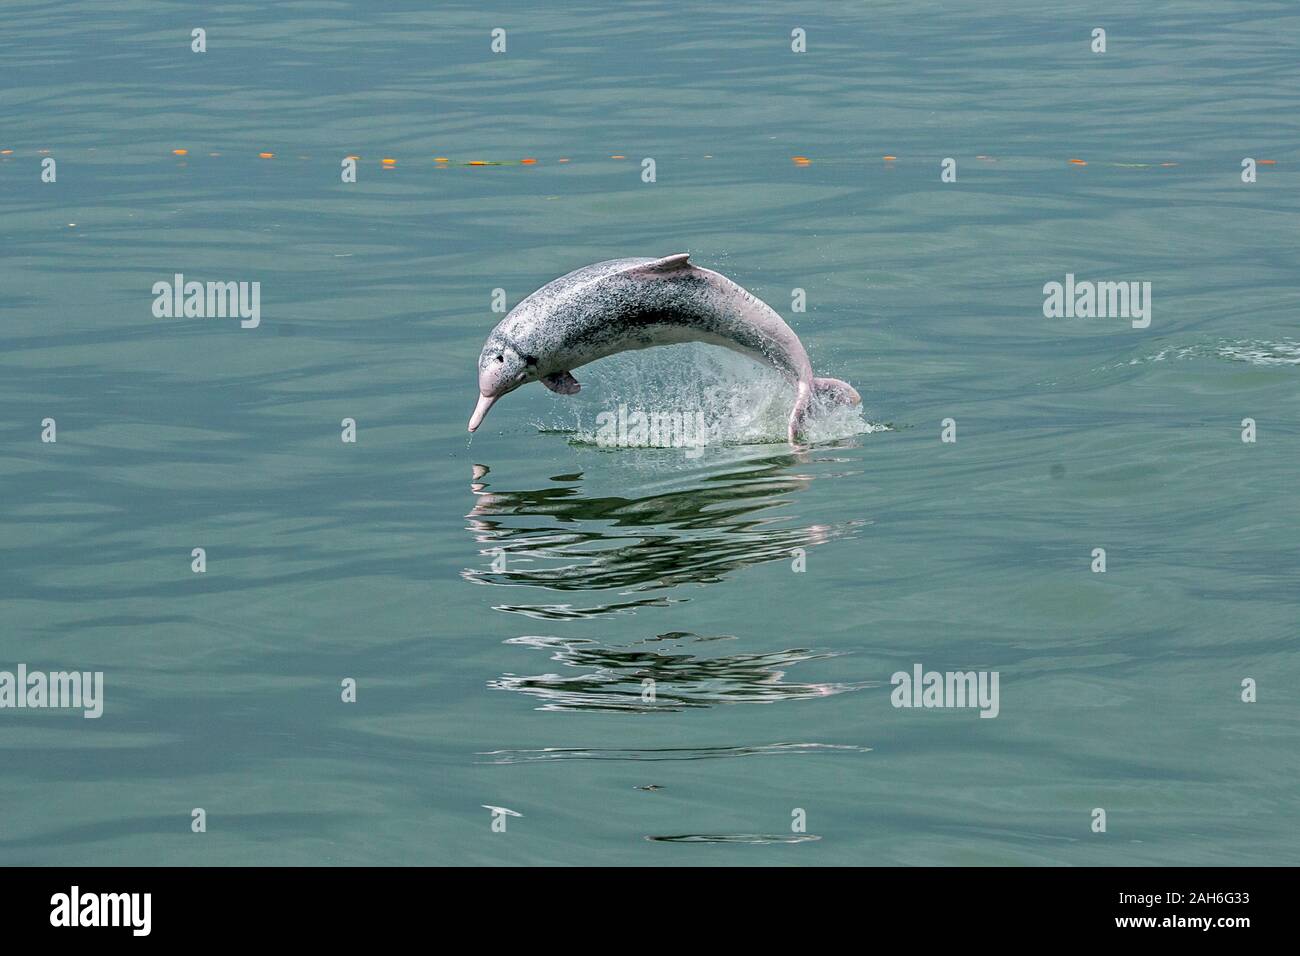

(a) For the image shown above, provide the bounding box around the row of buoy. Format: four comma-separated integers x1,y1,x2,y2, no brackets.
795,155,1281,169
0,147,1281,170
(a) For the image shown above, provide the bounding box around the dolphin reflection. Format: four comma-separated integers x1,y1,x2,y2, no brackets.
490,632,875,713
464,450,867,618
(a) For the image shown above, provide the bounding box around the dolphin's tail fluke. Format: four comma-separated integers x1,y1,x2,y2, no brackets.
788,377,862,443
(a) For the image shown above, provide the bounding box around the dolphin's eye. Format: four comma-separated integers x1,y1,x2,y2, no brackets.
524,355,538,367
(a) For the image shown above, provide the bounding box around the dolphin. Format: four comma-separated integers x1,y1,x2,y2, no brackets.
468,254,860,443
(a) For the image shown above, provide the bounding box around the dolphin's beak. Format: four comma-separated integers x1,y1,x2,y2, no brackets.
468,393,498,432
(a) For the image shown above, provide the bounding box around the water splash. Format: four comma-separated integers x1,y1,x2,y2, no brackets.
1215,339,1300,366
1102,338,1300,370
536,344,882,447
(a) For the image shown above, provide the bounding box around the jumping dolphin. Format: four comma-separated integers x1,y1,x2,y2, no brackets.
468,254,860,443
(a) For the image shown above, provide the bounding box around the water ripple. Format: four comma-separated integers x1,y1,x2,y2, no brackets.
476,742,871,764
646,834,822,844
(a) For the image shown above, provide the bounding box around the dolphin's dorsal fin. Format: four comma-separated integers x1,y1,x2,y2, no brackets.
635,253,691,274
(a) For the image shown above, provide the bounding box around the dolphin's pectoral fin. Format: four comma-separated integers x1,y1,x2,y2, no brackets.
634,253,691,274
541,371,581,395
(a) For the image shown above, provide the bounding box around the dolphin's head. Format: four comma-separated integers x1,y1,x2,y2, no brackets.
469,333,538,432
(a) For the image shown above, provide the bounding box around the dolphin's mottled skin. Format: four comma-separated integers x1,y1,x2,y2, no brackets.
469,254,860,442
